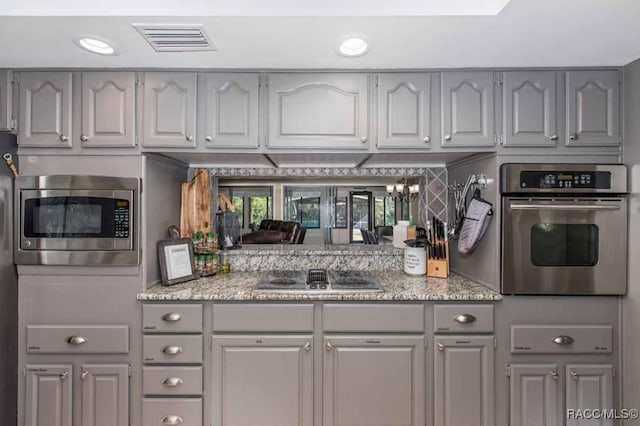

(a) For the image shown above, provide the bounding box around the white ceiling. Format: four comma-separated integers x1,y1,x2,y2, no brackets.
1,0,639,69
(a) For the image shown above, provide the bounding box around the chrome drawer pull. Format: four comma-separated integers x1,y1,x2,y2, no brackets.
550,371,559,380
325,342,333,352
162,345,183,355
437,343,445,351
570,371,579,380
552,335,574,345
162,377,184,387
454,314,477,324
60,371,68,380
67,336,88,345
161,312,183,322
304,342,311,352
161,415,183,425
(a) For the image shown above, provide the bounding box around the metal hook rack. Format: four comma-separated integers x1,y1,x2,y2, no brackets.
447,173,490,240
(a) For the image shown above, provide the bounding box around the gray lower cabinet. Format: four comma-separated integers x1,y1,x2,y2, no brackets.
80,364,129,426
211,335,313,426
323,335,425,426
502,71,558,147
80,72,136,148
25,364,73,426
267,73,370,149
565,364,614,426
142,72,197,148
441,71,496,147
376,73,435,149
509,364,560,426
18,72,73,147
566,70,620,146
434,336,495,426
198,73,260,149
0,70,13,131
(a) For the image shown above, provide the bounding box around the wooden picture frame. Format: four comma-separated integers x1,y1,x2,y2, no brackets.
157,238,198,286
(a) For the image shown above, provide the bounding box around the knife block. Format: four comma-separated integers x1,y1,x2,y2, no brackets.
427,241,449,278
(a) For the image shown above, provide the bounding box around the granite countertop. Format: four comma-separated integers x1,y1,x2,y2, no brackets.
138,271,502,301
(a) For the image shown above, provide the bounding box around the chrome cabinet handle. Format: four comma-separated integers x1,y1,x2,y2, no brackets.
552,335,574,345
325,342,333,351
59,134,69,142
549,134,558,141
360,136,367,143
161,312,183,322
205,136,213,142
454,314,477,324
80,134,89,142
437,343,445,351
550,371,559,380
304,342,312,352
161,415,183,425
162,377,184,387
186,134,194,142
570,371,579,380
60,371,68,380
510,203,621,212
162,345,183,355
423,136,431,143
444,134,452,141
80,370,88,380
67,336,87,345
569,133,579,141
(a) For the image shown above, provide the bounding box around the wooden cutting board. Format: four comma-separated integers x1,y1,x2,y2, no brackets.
180,168,211,238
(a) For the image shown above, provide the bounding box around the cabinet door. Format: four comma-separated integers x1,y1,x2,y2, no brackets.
25,364,72,426
503,71,558,147
199,73,260,149
80,72,136,148
142,72,197,148
0,70,12,131
19,72,72,147
212,335,313,426
323,335,425,426
441,72,495,147
566,70,620,146
565,364,614,426
377,73,433,149
267,73,370,149
434,336,495,426
81,364,129,426
509,364,560,426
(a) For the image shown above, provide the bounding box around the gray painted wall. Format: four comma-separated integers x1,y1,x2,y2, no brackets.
623,57,640,421
0,132,17,426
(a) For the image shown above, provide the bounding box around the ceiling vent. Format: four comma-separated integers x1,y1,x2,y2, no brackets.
132,23,216,52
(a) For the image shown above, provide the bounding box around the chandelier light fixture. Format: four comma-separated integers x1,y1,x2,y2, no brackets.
386,178,420,202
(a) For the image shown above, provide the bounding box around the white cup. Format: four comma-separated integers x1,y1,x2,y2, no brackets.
404,247,427,275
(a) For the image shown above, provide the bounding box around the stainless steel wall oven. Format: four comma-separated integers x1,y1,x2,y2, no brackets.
15,175,140,265
501,164,627,295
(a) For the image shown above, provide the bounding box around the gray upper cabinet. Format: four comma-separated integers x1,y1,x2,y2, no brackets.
19,72,73,148
377,73,434,149
80,72,136,148
566,70,620,146
565,364,613,426
198,73,260,149
81,364,129,426
142,72,197,148
211,335,313,426
0,70,13,132
434,336,495,426
503,71,558,147
509,364,560,426
267,73,370,149
441,71,495,147
25,364,72,426
323,335,425,426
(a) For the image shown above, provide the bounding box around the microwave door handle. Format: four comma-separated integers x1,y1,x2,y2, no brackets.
509,203,621,211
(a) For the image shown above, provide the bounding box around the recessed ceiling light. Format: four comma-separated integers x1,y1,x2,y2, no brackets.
337,35,370,58
72,35,118,56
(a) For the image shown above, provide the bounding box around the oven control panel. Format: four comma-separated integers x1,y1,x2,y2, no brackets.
520,171,611,189
114,200,130,238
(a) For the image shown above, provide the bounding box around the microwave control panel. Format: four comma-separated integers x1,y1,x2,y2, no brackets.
520,171,612,190
114,200,130,238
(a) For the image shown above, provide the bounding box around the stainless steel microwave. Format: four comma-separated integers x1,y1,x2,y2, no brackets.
15,175,140,265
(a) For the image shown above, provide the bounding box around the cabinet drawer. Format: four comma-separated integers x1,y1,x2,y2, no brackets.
143,398,202,426
143,335,202,364
143,304,203,333
143,367,203,396
26,325,129,354
511,325,613,354
212,304,314,332
323,304,424,332
434,304,494,333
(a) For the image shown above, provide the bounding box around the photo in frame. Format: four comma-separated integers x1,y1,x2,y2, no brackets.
157,238,198,286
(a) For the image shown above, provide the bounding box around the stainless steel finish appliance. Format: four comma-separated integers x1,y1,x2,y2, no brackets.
15,175,140,265
501,163,628,295
256,269,383,293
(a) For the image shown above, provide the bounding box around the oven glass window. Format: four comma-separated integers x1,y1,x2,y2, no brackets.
530,224,598,267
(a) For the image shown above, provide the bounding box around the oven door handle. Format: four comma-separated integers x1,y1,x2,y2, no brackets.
509,203,621,211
